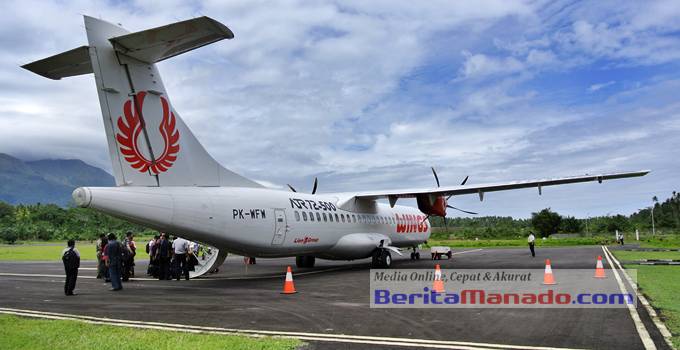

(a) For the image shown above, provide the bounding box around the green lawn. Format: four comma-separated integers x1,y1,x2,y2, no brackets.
426,236,610,248
625,265,680,349
638,235,680,249
0,314,301,350
0,240,157,261
613,250,680,261
611,249,680,348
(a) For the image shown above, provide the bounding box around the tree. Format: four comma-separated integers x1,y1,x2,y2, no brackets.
0,226,18,244
0,201,14,220
531,208,562,237
560,216,582,233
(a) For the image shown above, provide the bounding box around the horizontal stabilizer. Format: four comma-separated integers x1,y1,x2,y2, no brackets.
21,45,92,80
110,16,234,64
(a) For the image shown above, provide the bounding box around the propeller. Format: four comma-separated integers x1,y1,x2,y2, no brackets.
287,177,318,194
429,167,477,222
446,205,477,215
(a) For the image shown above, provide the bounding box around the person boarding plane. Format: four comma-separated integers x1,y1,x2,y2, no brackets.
22,16,648,271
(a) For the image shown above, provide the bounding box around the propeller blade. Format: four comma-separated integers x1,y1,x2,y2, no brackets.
421,214,430,223
460,175,469,186
447,205,478,215
311,177,318,195
431,167,440,187
287,184,297,192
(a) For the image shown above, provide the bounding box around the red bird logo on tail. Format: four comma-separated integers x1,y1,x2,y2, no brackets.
115,91,180,174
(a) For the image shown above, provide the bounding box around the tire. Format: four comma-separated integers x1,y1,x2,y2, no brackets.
382,250,392,268
447,251,452,259
410,252,415,260
371,249,391,268
296,256,315,268
415,252,420,260
372,250,381,267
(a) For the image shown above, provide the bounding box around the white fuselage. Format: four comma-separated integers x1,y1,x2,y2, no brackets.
73,186,430,260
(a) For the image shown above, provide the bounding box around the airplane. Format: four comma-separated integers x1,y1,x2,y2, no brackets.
22,16,648,271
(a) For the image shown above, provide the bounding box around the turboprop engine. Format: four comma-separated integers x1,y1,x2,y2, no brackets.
416,168,478,222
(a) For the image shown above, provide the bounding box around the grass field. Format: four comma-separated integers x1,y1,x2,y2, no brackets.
0,237,159,261
613,250,680,261
611,249,680,348
425,236,611,248
0,314,302,350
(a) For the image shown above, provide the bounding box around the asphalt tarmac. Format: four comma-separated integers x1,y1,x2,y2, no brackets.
0,246,671,350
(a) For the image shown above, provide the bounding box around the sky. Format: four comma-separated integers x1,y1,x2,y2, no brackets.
1,0,679,218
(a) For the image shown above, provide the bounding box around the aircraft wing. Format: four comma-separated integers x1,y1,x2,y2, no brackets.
347,170,650,204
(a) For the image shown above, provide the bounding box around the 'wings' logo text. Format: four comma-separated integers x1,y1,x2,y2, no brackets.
115,91,180,174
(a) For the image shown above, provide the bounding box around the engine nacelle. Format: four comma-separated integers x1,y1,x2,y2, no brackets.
416,194,447,217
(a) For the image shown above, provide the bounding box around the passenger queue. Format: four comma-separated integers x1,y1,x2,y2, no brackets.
62,232,201,295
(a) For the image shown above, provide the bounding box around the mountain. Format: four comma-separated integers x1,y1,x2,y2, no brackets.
0,153,114,206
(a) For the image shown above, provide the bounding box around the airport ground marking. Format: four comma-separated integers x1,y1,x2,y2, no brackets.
601,246,656,350
451,249,483,255
603,246,675,350
0,307,587,350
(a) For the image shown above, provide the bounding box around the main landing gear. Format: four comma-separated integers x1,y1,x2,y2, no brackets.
296,255,316,268
372,248,392,268
409,246,420,260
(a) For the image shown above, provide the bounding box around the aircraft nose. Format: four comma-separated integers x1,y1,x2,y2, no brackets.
72,187,92,208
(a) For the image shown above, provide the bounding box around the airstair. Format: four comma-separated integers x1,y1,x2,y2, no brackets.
189,242,227,278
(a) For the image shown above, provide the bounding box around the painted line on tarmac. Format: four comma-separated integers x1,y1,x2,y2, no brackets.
0,273,156,281
601,246,656,350
452,249,483,255
603,246,674,350
0,307,586,350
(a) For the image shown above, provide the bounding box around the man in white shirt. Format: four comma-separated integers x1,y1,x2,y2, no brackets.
528,232,536,257
172,236,190,280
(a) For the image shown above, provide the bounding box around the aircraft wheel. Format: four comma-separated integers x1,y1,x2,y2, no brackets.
415,252,420,260
447,251,452,259
296,255,315,268
383,250,392,268
410,252,415,260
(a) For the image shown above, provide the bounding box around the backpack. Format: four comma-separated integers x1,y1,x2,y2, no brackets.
62,248,79,270
120,241,131,261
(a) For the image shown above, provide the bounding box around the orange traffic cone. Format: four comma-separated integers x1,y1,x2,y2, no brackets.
594,255,606,279
432,264,445,293
281,266,297,294
542,259,556,285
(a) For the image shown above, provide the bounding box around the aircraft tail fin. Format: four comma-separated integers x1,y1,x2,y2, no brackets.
22,16,263,188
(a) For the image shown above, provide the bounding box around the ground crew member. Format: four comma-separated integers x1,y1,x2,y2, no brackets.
105,233,123,291
528,232,536,257
172,236,190,280
62,239,80,296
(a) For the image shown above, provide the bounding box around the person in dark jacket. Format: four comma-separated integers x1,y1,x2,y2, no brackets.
156,233,172,280
62,239,80,296
105,233,123,291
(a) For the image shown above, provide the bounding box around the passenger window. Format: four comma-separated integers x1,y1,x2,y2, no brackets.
341,214,346,223
323,213,327,222
329,213,334,222
316,212,321,221
295,211,300,221
310,212,315,221
352,215,356,223
335,213,339,222
302,212,307,221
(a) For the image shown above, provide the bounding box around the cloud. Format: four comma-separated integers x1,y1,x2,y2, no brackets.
1,0,679,218
588,81,616,92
